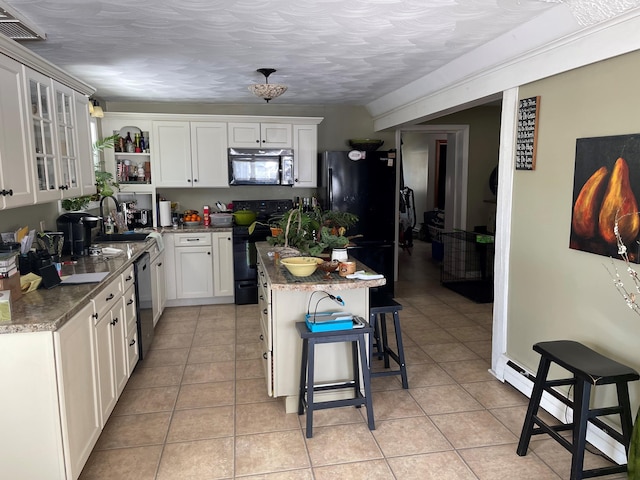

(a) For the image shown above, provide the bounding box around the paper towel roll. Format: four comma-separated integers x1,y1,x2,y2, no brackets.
159,201,172,227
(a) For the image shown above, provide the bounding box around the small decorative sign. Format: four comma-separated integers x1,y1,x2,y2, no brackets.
516,96,541,170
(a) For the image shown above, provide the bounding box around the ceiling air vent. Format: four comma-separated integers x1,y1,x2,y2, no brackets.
0,1,45,41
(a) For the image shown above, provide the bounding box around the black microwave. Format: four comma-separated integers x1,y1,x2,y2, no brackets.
228,148,294,185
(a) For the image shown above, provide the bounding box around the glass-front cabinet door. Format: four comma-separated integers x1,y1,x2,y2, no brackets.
55,83,81,197
28,70,60,202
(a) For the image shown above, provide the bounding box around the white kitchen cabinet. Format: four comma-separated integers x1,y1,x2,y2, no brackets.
25,68,89,203
74,92,95,195
25,68,58,202
175,232,214,299
122,265,138,376
228,122,292,148
0,54,35,209
53,81,83,198
92,275,126,425
151,248,166,326
292,124,318,188
153,120,228,188
212,231,234,297
191,121,229,188
257,256,273,397
54,301,101,480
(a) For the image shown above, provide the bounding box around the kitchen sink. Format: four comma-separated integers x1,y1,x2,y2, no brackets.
94,232,150,243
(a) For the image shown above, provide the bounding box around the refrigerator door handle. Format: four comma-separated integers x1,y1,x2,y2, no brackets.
328,167,333,205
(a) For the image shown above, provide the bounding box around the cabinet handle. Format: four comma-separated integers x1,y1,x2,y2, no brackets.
263,352,268,359
263,282,267,288
187,179,191,183
125,275,133,281
186,238,200,242
92,313,98,320
127,299,134,305
193,178,198,183
106,293,114,301
110,317,118,326
207,251,211,255
1,189,13,196
263,309,268,315
255,139,260,143
129,339,136,346
259,294,263,300
260,334,264,341
157,262,162,267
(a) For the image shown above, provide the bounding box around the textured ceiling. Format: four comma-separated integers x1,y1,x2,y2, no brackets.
4,0,640,106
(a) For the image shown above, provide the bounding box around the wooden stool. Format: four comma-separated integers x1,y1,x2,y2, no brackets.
517,340,639,480
369,293,409,389
296,321,375,438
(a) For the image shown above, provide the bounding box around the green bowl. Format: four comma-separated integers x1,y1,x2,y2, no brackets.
233,210,257,226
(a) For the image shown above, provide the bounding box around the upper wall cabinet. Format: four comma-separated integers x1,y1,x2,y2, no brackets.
228,122,292,148
153,120,228,188
25,69,88,203
292,124,318,188
0,54,34,209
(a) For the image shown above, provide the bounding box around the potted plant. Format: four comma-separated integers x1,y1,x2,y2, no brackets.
61,195,92,212
62,133,121,208
262,205,359,257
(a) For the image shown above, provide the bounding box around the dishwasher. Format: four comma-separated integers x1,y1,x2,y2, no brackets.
134,252,154,359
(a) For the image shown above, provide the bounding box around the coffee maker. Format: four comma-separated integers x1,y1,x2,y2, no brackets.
56,213,100,257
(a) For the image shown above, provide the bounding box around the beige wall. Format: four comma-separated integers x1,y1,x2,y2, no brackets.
424,106,501,229
510,50,640,408
400,132,430,224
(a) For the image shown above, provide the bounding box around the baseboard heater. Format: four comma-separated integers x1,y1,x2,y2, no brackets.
503,359,627,465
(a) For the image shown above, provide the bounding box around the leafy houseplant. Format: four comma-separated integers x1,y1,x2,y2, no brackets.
61,195,92,211
258,206,359,257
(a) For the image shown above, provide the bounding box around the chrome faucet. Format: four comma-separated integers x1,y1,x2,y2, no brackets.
99,195,121,234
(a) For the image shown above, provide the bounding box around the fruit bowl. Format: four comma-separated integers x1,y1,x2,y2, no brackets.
280,256,323,277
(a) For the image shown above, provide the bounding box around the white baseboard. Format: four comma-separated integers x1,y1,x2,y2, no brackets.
502,358,627,465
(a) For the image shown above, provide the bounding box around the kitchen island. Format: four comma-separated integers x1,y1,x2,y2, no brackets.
255,242,386,413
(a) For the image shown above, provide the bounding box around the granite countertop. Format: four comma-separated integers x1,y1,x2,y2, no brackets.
2,227,235,334
256,242,386,292
0,240,152,335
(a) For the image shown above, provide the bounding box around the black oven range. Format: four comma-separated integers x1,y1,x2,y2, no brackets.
232,199,293,304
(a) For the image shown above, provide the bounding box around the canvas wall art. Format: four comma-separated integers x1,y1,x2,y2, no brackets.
570,133,640,262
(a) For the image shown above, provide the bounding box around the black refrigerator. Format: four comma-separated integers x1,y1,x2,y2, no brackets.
318,150,397,296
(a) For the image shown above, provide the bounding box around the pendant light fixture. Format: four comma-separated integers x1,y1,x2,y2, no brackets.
89,99,104,118
248,68,287,103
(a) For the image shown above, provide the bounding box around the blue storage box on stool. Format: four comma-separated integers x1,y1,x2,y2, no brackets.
305,312,353,332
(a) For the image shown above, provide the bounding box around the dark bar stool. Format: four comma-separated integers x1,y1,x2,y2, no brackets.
517,340,639,480
296,321,375,438
368,292,409,389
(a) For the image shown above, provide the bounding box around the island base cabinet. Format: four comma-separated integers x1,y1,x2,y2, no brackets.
270,288,370,413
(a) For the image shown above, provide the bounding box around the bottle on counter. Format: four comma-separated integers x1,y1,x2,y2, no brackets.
203,205,211,227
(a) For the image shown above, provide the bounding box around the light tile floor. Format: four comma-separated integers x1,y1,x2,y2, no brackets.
79,241,626,479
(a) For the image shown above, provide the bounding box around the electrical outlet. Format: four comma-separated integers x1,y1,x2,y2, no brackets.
39,220,45,231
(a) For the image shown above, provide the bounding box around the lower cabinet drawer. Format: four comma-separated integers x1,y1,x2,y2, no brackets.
126,328,139,376
260,320,273,397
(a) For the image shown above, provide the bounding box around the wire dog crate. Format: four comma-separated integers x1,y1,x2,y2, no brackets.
428,225,445,262
441,230,495,303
